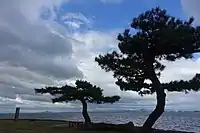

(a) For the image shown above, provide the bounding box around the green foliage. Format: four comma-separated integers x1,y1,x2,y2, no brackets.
35,80,120,104
95,7,200,95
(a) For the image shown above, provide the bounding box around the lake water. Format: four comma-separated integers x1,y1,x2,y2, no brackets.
1,111,199,133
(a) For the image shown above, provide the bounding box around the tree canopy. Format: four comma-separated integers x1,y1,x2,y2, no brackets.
95,7,200,96
35,80,120,104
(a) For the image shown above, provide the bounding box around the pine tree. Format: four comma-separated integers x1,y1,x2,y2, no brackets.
95,7,200,129
35,80,120,124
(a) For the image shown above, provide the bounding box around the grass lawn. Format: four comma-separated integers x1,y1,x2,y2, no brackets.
0,119,118,133
0,119,192,133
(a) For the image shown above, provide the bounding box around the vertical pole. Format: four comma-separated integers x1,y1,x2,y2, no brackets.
14,107,20,121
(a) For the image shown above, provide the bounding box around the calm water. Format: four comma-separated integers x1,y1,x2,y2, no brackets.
1,111,199,133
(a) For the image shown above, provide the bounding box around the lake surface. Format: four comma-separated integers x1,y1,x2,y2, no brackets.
0,111,199,133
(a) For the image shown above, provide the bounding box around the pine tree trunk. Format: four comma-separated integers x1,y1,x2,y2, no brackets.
81,100,91,124
143,68,166,129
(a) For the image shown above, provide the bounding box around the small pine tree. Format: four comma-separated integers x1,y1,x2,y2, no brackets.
95,7,200,129
35,80,120,124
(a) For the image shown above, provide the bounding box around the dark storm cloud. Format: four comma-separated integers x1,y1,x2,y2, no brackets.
0,0,83,103
0,5,82,79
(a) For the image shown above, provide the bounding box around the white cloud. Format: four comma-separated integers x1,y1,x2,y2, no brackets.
60,12,93,31
181,0,200,23
71,30,125,96
100,0,123,4
160,59,200,83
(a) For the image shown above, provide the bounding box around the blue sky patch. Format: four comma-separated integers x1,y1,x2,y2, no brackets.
40,0,189,32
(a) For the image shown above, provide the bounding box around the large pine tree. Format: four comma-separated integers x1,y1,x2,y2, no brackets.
95,7,200,128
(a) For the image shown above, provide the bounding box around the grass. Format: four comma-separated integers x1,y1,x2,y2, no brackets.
0,119,193,133
0,119,118,133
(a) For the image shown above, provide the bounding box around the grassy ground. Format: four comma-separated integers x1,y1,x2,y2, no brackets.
0,119,118,133
0,119,193,133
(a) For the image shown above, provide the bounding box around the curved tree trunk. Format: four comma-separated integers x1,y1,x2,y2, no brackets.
143,68,166,129
81,100,91,124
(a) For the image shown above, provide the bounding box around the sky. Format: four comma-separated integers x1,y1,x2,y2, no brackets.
0,0,200,113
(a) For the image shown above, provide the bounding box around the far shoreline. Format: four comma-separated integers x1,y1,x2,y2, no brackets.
1,109,200,114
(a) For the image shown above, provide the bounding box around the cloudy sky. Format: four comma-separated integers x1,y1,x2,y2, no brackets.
0,0,200,113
